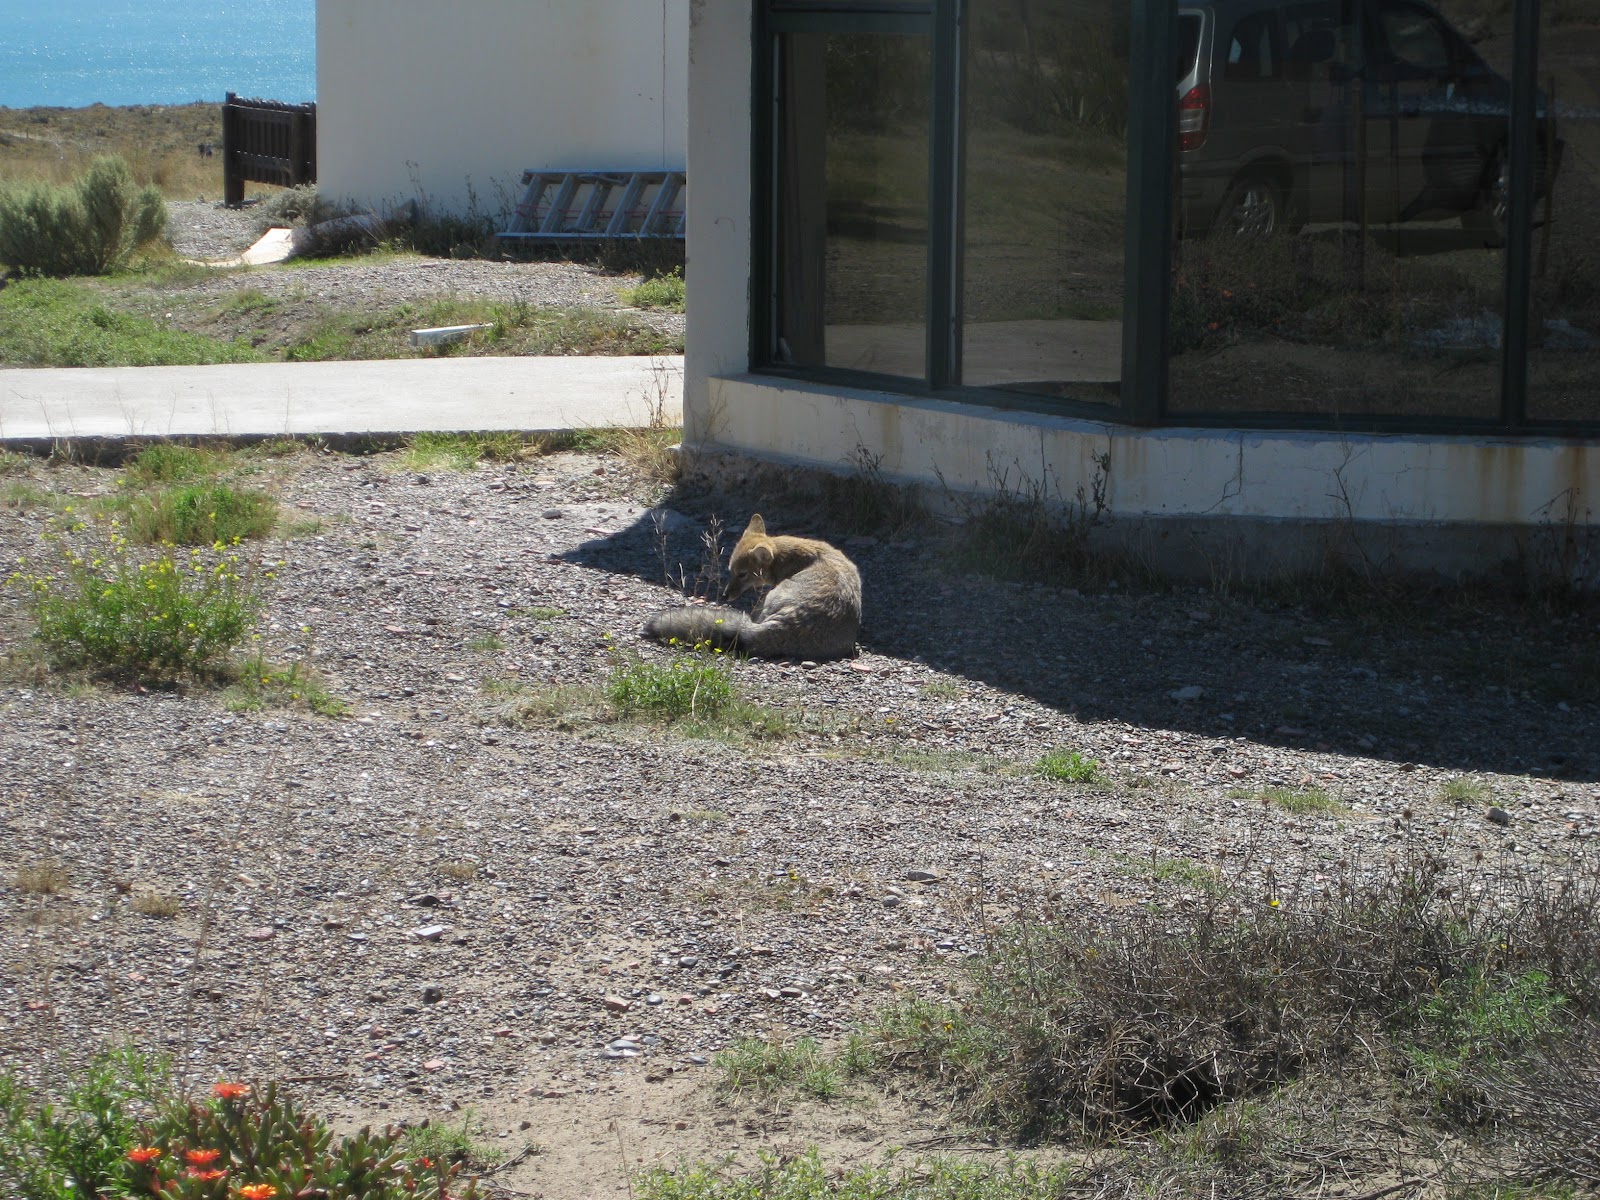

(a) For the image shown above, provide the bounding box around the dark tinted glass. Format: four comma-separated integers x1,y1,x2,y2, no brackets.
958,0,1128,402
773,32,931,380
1167,0,1506,418
1526,5,1599,423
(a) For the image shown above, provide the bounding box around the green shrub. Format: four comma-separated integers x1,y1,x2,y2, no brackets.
10,512,266,681
0,1047,166,1200
0,156,166,277
1407,969,1567,1117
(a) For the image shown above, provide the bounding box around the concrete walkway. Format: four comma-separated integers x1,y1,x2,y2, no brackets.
0,356,683,443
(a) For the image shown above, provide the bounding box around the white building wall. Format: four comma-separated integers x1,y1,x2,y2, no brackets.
684,0,752,441
317,0,688,216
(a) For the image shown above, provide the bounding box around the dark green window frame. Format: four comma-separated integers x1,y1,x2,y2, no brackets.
752,0,1580,435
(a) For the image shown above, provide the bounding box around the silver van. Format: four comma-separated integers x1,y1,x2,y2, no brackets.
1176,0,1561,242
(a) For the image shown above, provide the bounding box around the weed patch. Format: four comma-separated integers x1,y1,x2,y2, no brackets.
129,892,181,919
638,1148,1076,1200
222,653,348,717
122,443,227,486
620,267,686,312
1035,747,1102,783
821,445,927,538
10,512,267,681
1235,784,1347,816
942,451,1116,585
9,860,69,895
714,1037,843,1101
403,1110,503,1171
0,277,263,367
110,482,279,545
607,646,734,721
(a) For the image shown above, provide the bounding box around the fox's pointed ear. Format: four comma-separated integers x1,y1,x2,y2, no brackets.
744,514,767,536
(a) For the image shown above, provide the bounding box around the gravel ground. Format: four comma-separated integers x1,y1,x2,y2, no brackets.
2,225,1597,1194
156,200,684,340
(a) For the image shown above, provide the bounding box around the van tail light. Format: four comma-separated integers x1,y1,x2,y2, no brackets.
1178,84,1209,152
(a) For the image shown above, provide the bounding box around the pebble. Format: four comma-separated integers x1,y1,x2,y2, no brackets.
1488,806,1512,826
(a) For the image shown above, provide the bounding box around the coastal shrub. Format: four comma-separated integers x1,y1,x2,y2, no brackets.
0,156,166,277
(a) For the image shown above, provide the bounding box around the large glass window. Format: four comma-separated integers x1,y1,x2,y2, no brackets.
1166,0,1508,419
773,32,931,381
1527,4,1599,424
758,0,1594,434
959,0,1128,402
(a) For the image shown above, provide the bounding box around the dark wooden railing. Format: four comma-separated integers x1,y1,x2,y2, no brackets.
222,93,316,207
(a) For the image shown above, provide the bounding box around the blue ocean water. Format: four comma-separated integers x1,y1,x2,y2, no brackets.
0,0,314,109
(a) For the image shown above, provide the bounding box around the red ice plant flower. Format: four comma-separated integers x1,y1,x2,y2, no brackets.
211,1082,250,1100
186,1167,227,1181
127,1146,162,1164
185,1149,223,1166
237,1186,277,1200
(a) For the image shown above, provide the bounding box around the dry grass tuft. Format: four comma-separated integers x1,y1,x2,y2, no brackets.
10,860,70,895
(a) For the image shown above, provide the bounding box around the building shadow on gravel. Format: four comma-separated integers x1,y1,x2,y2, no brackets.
556,497,1600,786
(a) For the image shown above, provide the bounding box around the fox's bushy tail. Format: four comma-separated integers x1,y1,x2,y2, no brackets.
643,605,755,651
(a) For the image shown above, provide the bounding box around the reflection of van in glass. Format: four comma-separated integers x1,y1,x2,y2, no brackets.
1176,0,1562,243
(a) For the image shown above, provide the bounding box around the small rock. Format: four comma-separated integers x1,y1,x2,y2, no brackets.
542,509,563,519
421,985,444,1004
243,927,276,941
1488,806,1512,826
645,993,664,1006
407,893,441,907
1170,685,1204,702
603,995,631,1013
423,1059,445,1072
410,925,447,941
905,868,940,883
882,895,901,908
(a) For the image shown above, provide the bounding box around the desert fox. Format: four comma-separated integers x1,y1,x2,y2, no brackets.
644,514,861,659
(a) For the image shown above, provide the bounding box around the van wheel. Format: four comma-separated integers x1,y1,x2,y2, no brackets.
1215,175,1284,239
1460,146,1508,248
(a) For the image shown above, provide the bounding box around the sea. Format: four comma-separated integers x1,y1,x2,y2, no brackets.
0,0,315,110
